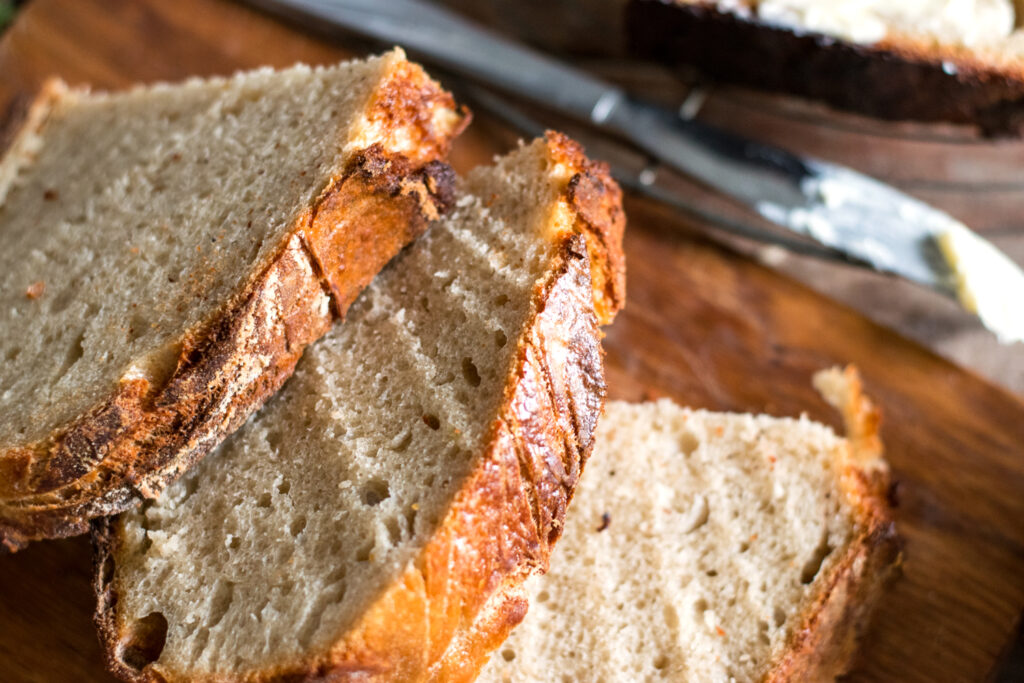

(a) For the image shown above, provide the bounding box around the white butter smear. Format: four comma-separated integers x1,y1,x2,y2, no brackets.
760,171,1024,344
720,0,1016,48
937,223,1024,344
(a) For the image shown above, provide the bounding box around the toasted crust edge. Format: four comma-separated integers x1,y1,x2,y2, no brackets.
0,61,467,552
93,134,625,683
628,0,1024,135
764,366,901,681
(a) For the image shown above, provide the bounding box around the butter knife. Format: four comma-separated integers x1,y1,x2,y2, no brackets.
244,0,1024,343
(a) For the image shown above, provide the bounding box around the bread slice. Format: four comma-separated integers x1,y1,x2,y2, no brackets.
479,367,899,682
629,0,1024,134
0,49,465,551
92,133,626,683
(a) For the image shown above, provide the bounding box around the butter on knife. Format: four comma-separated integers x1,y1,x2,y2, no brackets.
937,223,1024,344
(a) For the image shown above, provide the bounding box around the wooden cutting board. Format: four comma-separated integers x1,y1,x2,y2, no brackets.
2,1,1023,681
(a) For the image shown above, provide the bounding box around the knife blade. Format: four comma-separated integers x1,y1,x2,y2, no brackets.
244,0,1024,343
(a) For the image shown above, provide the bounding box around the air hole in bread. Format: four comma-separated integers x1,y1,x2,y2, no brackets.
773,606,786,628
422,414,440,430
679,430,699,456
120,611,168,672
493,329,507,348
694,598,708,615
536,590,550,603
56,331,86,380
48,286,76,315
227,535,241,550
276,479,291,495
355,540,374,562
461,357,481,387
659,604,679,633
127,312,150,343
208,580,235,629
758,619,771,646
800,536,833,584
265,430,285,450
494,293,509,306
289,516,307,537
361,479,390,507
653,654,669,670
385,517,401,545
404,505,418,533
256,492,272,508
501,649,516,662
705,568,718,577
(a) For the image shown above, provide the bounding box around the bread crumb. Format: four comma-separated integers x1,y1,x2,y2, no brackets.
43,188,58,201
25,281,45,299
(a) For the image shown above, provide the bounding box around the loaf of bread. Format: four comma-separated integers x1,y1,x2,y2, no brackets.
480,367,899,682
92,133,625,682
0,49,465,551
436,0,1024,133
630,0,1024,134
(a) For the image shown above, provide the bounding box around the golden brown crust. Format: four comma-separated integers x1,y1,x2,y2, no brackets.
629,0,1024,135
0,68,465,552
766,366,901,681
544,131,627,326
93,135,626,682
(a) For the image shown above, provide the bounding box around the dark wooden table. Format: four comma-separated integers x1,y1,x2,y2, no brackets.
2,1,1024,681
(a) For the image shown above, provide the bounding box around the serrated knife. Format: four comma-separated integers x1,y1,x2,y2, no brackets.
244,0,1024,344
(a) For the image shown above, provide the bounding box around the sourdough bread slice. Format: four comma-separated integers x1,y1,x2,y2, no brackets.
630,0,1024,134
0,49,465,551
436,0,1024,132
479,367,899,682
93,133,626,682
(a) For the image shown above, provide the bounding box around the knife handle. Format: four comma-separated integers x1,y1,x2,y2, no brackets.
250,0,625,124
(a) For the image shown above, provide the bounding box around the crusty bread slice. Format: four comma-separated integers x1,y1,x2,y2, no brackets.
630,0,1024,134
479,367,899,682
439,0,1024,133
0,49,465,551
93,133,626,683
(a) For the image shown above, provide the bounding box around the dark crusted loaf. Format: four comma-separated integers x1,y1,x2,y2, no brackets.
629,0,1024,135
436,0,1024,134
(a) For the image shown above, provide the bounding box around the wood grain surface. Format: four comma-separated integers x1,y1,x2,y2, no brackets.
1,1,1024,681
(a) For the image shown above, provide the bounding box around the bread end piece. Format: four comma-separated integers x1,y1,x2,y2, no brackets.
769,366,901,681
